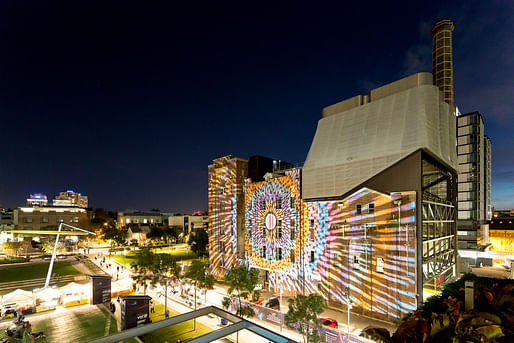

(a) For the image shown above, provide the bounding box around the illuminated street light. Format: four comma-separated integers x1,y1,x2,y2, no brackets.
45,223,96,288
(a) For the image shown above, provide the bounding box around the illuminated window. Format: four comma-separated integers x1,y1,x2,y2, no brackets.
24,217,33,223
356,204,362,214
143,219,148,223
368,203,375,214
126,218,130,224
73,216,79,223
40,217,49,223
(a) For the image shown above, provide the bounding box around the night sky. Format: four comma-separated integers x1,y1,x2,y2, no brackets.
1,1,513,213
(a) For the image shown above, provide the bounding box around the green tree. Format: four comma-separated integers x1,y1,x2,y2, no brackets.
101,226,127,254
222,266,260,318
285,293,325,343
131,248,159,295
187,227,208,256
184,260,214,330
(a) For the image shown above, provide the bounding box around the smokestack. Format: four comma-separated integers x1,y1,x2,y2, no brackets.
431,19,455,106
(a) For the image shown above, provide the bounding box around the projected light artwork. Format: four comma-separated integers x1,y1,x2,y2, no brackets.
208,156,418,321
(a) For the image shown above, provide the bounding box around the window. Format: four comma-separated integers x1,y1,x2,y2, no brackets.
57,217,64,223
310,219,314,228
290,250,295,263
310,251,315,262
263,246,267,259
356,204,362,215
278,227,282,239
40,217,49,223
262,227,266,237
73,216,79,223
278,248,282,260
368,203,375,214
24,217,33,223
276,200,281,209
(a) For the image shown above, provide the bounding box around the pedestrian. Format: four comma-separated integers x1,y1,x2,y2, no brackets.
150,301,155,313
117,266,119,272
165,310,170,319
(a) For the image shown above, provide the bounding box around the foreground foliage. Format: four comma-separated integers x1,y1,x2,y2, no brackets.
361,274,514,343
285,293,325,343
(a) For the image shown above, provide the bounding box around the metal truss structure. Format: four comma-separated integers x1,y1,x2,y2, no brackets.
421,158,457,285
86,306,295,343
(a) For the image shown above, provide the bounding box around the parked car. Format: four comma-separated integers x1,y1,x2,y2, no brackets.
320,317,338,329
264,297,280,310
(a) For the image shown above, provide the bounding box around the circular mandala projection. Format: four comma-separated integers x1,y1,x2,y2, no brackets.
245,171,307,271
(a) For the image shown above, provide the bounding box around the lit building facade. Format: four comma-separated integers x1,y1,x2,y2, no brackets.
209,71,458,321
26,194,48,207
456,112,492,249
169,215,208,241
53,190,88,208
488,216,514,253
13,206,89,232
118,211,167,227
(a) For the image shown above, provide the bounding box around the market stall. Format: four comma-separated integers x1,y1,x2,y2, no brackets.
60,282,89,307
111,278,133,298
1,289,34,315
33,287,60,313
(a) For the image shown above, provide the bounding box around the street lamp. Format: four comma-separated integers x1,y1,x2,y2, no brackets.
45,223,96,288
345,286,352,341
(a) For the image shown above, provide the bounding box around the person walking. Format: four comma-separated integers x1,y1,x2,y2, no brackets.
150,301,155,313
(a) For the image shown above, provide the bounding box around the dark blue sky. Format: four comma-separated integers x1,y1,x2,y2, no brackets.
0,1,513,212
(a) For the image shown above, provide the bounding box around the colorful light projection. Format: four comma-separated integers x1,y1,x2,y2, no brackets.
210,159,417,320
208,156,247,277
244,169,328,295
244,178,417,320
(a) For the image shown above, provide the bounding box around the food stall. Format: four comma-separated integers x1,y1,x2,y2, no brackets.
33,287,60,313
111,278,133,298
1,289,35,315
60,282,89,307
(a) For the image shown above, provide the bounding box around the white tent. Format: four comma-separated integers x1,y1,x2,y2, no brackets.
1,289,33,306
33,287,60,299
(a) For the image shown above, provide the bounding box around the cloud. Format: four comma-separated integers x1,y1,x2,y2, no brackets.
401,44,431,76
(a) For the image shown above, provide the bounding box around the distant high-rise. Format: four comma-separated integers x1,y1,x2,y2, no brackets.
53,190,88,208
27,193,48,207
456,112,492,249
432,19,455,106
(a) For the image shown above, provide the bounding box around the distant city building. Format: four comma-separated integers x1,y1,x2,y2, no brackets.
168,215,208,241
26,194,48,207
12,206,90,240
118,210,172,228
456,112,492,249
493,208,514,217
0,208,14,243
127,225,151,245
488,215,514,253
53,190,88,208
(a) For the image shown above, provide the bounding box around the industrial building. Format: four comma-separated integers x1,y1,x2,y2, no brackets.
208,20,459,321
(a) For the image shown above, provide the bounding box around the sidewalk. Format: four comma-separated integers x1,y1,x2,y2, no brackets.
91,253,392,341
